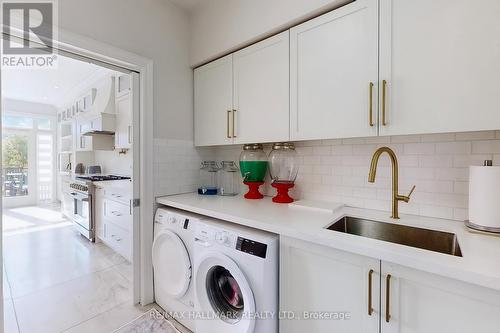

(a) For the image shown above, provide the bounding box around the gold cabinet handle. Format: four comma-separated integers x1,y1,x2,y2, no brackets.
232,109,237,138
227,110,231,138
385,274,392,323
382,80,387,126
369,82,374,126
368,269,374,315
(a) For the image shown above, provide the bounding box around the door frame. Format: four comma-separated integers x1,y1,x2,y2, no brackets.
1,27,155,307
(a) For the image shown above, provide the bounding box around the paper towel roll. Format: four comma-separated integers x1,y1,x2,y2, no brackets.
469,165,500,229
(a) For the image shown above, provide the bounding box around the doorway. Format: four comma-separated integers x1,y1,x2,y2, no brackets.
1,33,150,332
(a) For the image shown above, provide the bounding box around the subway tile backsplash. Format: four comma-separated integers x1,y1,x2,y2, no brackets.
207,131,500,222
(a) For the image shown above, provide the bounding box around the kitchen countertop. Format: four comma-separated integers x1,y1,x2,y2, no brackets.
156,193,500,292
93,179,132,188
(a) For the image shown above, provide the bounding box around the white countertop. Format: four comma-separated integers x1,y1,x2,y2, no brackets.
93,179,132,188
156,193,500,292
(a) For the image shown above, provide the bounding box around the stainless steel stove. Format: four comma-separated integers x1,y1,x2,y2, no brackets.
69,175,131,241
69,179,94,241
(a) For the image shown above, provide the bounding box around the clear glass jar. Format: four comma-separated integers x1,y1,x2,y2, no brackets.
239,144,268,182
218,161,240,196
198,161,219,195
268,143,299,184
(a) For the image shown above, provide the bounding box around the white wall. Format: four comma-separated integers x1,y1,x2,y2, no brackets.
59,0,193,143
213,131,500,222
94,150,133,176
190,0,350,66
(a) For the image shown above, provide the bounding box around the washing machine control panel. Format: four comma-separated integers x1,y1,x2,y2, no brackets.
195,223,237,248
155,209,194,231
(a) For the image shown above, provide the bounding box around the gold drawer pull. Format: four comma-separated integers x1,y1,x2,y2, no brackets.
369,82,374,126
227,110,231,138
232,109,237,138
368,269,374,315
382,80,387,126
386,274,392,323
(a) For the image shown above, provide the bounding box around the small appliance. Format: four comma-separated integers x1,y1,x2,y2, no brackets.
239,144,268,199
153,207,198,331
193,216,279,333
86,165,102,175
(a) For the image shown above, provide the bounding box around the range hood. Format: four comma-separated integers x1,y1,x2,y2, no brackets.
82,76,116,136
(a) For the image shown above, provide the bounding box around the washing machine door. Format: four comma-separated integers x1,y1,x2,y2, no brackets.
153,230,192,298
195,251,256,333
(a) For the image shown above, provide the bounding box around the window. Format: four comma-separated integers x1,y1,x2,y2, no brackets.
2,115,33,129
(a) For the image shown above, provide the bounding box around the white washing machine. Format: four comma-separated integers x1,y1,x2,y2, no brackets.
153,207,199,332
193,218,279,333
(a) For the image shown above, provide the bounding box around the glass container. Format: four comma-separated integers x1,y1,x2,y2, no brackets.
239,144,268,182
268,142,299,183
218,161,240,196
268,142,299,203
198,161,219,195
239,144,268,199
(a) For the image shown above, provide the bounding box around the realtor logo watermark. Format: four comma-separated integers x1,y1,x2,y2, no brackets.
1,0,58,68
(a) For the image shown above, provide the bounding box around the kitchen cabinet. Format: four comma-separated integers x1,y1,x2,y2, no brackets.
115,73,131,99
194,32,290,146
290,0,379,141
280,236,379,333
281,235,500,333
95,183,132,261
76,120,92,151
115,94,132,149
232,31,289,144
379,0,500,136
194,55,234,146
381,262,500,333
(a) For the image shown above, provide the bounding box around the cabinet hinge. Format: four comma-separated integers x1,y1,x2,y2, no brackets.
132,198,140,207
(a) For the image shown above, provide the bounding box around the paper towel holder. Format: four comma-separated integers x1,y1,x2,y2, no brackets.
464,160,500,234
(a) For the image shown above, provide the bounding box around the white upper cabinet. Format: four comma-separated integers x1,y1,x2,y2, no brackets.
232,31,290,144
381,261,500,333
379,0,500,136
194,55,234,146
290,0,379,141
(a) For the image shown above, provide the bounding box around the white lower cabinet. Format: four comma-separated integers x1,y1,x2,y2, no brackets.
381,262,500,333
94,184,132,261
281,236,500,333
280,236,380,333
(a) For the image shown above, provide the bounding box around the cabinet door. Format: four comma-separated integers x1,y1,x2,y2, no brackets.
290,0,379,141
379,0,500,136
115,73,131,98
381,262,500,333
115,94,132,149
280,236,380,333
94,187,104,241
233,31,290,144
76,121,92,151
194,55,233,146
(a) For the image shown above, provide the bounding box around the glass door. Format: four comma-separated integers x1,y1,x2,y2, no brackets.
2,129,36,207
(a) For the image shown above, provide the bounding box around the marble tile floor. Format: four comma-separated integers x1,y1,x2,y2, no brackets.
3,205,144,333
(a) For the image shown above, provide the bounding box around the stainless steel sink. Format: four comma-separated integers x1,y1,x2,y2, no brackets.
326,216,462,257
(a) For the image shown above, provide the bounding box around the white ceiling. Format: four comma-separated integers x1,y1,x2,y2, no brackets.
1,52,113,108
168,0,203,11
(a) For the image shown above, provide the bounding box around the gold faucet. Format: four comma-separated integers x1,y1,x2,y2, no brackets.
368,147,416,219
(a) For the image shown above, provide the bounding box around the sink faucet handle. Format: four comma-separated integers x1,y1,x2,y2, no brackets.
407,185,416,198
